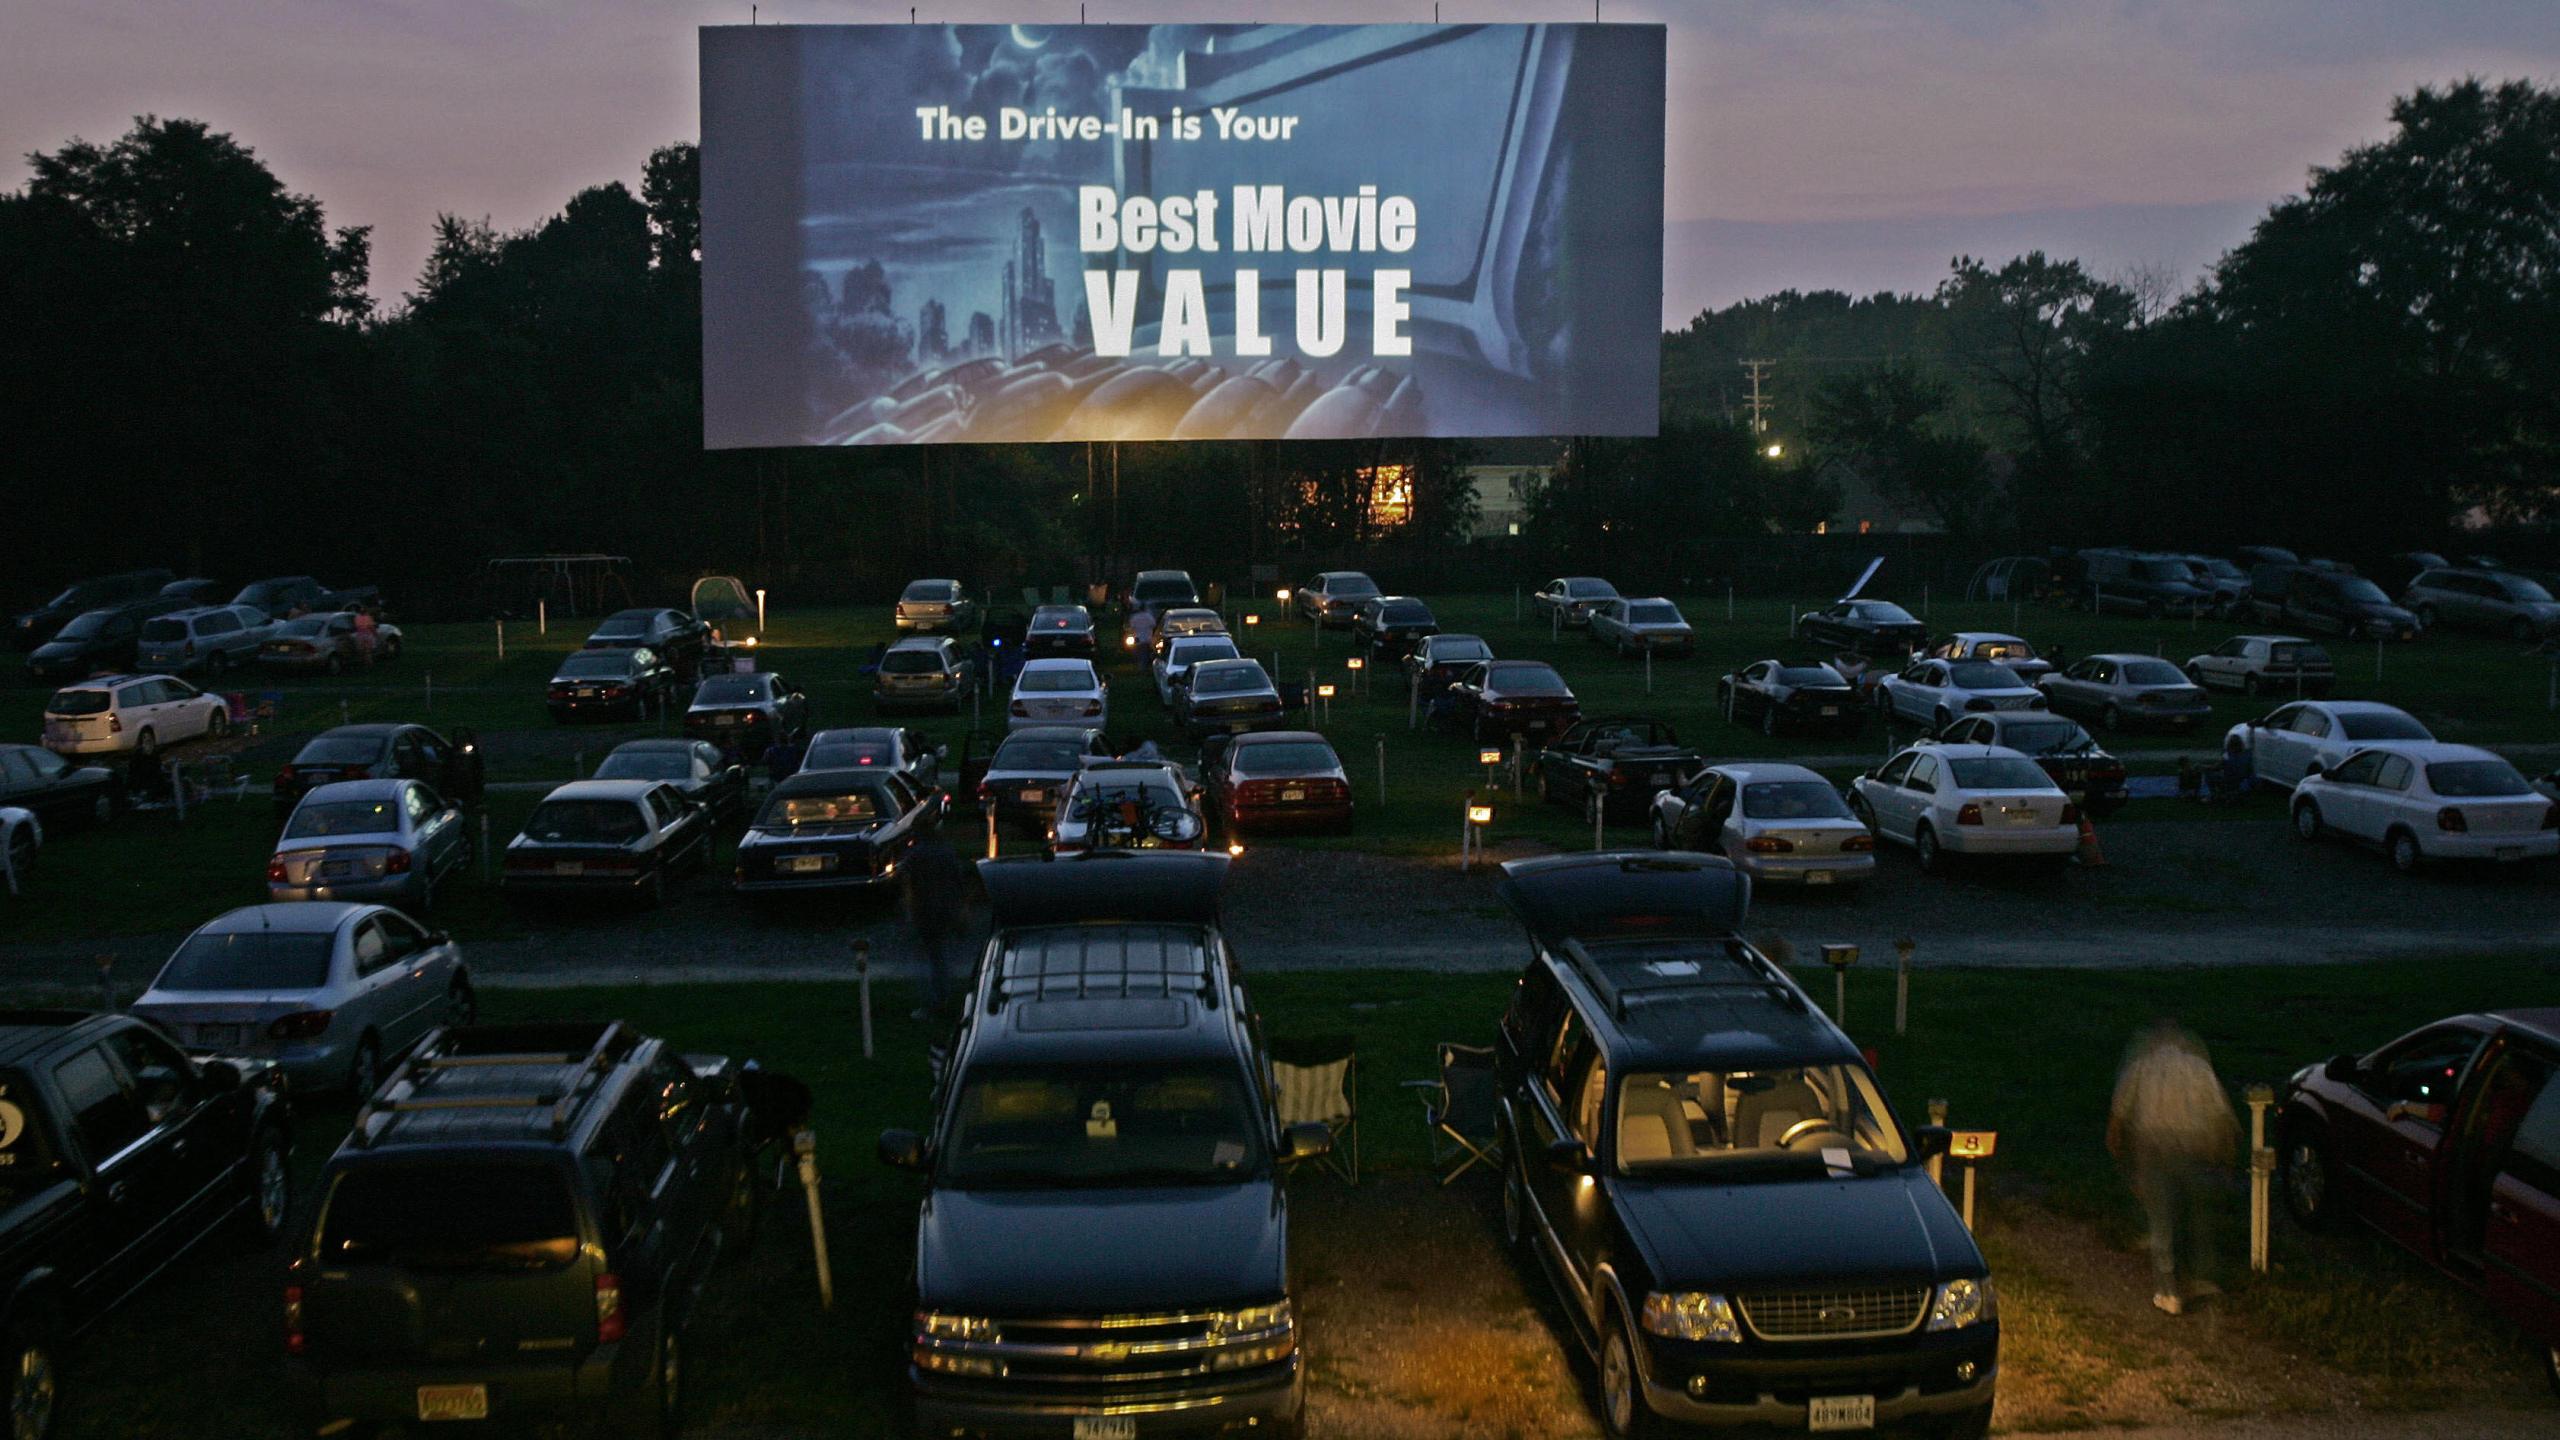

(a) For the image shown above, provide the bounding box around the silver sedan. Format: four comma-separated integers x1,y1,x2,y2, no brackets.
1650,762,1877,886
129,901,474,1095
269,778,472,911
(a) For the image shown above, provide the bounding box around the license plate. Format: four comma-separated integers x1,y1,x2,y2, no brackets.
553,861,585,876
321,859,354,879
1526,721,1550,732
196,1023,245,1047
416,1385,488,1422
1808,1394,1874,1431
1820,706,1839,716
577,687,596,698
714,714,735,724
1648,773,1669,787
2004,809,2041,826
1806,870,1835,885
1020,789,1045,804
1280,788,1305,802
1073,1419,1137,1440
784,854,830,873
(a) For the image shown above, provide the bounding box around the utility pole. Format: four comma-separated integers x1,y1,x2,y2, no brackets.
1743,358,1775,435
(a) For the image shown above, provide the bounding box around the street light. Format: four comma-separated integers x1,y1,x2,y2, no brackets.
1763,443,1785,459
1467,802,1493,826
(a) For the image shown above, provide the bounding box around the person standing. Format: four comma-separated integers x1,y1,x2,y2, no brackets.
761,731,805,788
2107,1021,2239,1314
903,814,968,1021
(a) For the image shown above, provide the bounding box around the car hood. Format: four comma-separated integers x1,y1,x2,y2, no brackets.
917,1182,1285,1313
25,639,98,662
1611,1169,1975,1290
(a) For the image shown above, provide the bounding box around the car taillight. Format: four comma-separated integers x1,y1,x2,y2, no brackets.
595,1273,626,1344
975,781,996,803
183,640,196,657
1010,701,1029,716
1081,700,1102,716
1744,835,1794,853
2060,803,2081,826
266,856,288,882
1608,772,1629,787
2437,807,2467,833
384,848,413,874
1842,833,1875,852
1956,803,1984,826
275,764,296,788
108,713,123,734
268,1010,334,1040
284,1284,305,1356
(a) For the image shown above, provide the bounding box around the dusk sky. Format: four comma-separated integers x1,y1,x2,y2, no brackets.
6,1,2556,326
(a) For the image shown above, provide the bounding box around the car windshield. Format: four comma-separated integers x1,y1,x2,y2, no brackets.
1328,575,1379,598
940,1063,1265,1189
2339,712,2430,741
1431,638,1492,662
2497,576,2556,603
760,787,888,827
1380,600,1432,624
1774,666,1842,685
805,740,893,770
1234,742,1338,776
1948,757,2056,790
1487,664,1569,696
1741,782,1855,821
45,689,110,716
555,654,629,678
1945,662,2022,689
1169,640,1238,666
1615,1064,1907,1175
1020,667,1096,693
992,738,1086,771
594,752,690,781
1191,665,1268,696
880,649,945,674
139,618,189,642
901,581,953,601
154,930,335,991
295,736,384,765
1996,719,2093,753
589,615,649,639
53,611,113,640
2332,577,2391,604
2428,760,2532,798
519,800,645,845
284,800,402,838
2119,660,2187,685
321,1163,581,1273
694,675,770,704
1626,604,1682,624
1854,601,1919,624
1131,577,1193,602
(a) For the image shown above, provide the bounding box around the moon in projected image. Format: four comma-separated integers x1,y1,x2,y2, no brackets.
1011,25,1051,50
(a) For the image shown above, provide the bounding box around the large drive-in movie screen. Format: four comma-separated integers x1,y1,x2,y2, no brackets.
699,22,1666,449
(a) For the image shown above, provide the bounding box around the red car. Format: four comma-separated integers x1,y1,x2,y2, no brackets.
1203,730,1352,835
1437,660,1580,745
2278,1008,2560,1392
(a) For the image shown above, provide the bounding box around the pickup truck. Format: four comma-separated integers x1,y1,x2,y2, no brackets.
1530,717,1705,821
231,576,381,618
0,1010,293,1436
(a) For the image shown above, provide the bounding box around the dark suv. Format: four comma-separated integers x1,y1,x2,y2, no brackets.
1491,853,1997,1439
288,1022,765,1437
880,852,1327,1439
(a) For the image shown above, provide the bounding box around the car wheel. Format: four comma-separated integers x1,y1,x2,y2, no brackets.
2292,800,2323,842
1500,1144,1531,1252
2102,705,2124,732
2184,664,2204,686
2281,1122,2333,1230
2387,828,2423,875
206,707,229,738
653,1328,683,1439
7,1335,57,1440
2242,674,2261,697
1760,703,1778,738
444,979,478,1029
348,1034,383,1100
1914,824,1943,874
240,1125,291,1247
134,727,158,761
1598,1315,1659,1440
89,792,114,826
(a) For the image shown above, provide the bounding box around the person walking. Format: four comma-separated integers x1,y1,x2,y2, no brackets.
902,813,969,1021
2107,1020,2239,1314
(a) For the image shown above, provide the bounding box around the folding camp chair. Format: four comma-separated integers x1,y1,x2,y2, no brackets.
1402,1043,1504,1184
1268,1033,1359,1184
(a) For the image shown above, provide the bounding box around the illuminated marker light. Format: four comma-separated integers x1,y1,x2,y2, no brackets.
1467,804,1493,826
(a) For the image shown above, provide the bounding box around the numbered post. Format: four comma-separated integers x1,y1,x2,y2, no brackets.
795,1130,834,1310
1893,936,1914,1036
2246,1083,2275,1274
1820,944,1858,1026
853,938,875,1061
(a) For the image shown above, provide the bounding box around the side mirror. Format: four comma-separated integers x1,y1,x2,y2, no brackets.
877,1128,928,1172
1913,1124,1952,1158
728,766,746,782
1282,1122,1334,1163
1545,1136,1594,1176
2321,1053,2360,1084
198,1059,244,1093
425,930,452,948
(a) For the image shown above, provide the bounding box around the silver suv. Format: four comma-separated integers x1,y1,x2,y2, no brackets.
2401,568,2560,642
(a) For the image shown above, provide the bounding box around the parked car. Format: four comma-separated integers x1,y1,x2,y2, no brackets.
1529,576,1620,627
581,606,711,676
2184,634,2335,697
594,738,750,824
1924,632,2053,684
1050,758,1208,854
134,604,275,675
1588,597,1695,657
269,779,473,910
873,635,976,714
2290,743,2557,873
1352,595,1440,661
1649,762,1877,885
2170,554,2253,617
1293,570,1381,627
1717,659,1862,738
274,724,484,819
231,575,377,617
0,743,119,829
2403,568,2560,642
41,673,230,758
288,1022,760,1438
2038,653,2212,732
158,576,227,607
1851,744,2081,872
1924,712,2130,817
2076,548,2213,617
2225,700,2433,789
1154,633,1243,704
1173,658,1287,739
882,852,1317,1440
1023,603,1097,658
501,778,711,907
804,725,944,791
8,567,173,649
1128,567,1201,612
973,725,1110,836
0,1009,291,1432
733,767,946,895
1490,852,1997,1439
1532,718,1704,821
1008,658,1108,733
895,578,977,633
0,805,36,884
1202,730,1352,835
2275,1009,2560,1393
256,611,403,673
132,901,472,1094
24,600,181,682
681,670,811,748
2374,551,2454,596
546,646,676,722
2273,569,2424,641
1406,632,1494,700
1438,660,1580,745
1875,658,2047,730
1152,606,1230,656
1794,598,1927,656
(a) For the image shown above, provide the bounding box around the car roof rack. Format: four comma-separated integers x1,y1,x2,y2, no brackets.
350,1022,632,1147
987,925,1220,1014
1560,936,1808,1022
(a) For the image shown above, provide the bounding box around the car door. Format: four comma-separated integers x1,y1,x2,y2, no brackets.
2314,750,2386,837
2250,704,2307,781
2363,753,2419,845
370,909,455,1050
1901,753,1947,839
103,1024,237,1233
405,783,460,880
2333,1025,2487,1254
388,729,430,784
1860,752,1918,840
1518,1006,1602,1313
339,914,416,1055
2479,1050,2560,1347
49,1039,187,1310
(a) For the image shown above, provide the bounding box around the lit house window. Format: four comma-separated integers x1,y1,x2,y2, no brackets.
1362,465,1412,528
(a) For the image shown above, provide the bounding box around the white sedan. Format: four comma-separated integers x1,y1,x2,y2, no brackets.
2226,700,2434,789
1874,659,2046,730
1850,744,2080,872
1649,762,1875,886
1008,658,1110,733
1154,633,1241,705
2290,742,2556,874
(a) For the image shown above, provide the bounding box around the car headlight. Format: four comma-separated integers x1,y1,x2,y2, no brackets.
916,1311,998,1343
1641,1291,1741,1343
1925,1277,1994,1331
1205,1300,1293,1340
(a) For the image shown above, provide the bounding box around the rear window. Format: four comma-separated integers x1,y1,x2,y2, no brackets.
2340,712,2430,742
520,800,645,845
1327,575,1379,598
881,649,946,674
1946,662,2022,689
1233,742,1339,777
1487,664,1569,696
593,752,689,781
761,788,886,826
1774,666,1842,686
140,618,188,642
1995,719,2089,753
1741,782,1855,821
1131,577,1194,602
1626,604,1682,624
805,740,892,770
276,616,332,637
693,675,770,704
901,581,954,602
1169,639,1239,665
2119,660,2186,686
53,612,112,640
2428,761,2532,798
589,615,648,639
1947,758,2055,791
555,654,630,678
1380,600,1432,624
2329,577,2391,605
320,1162,581,1273
1853,601,1919,625
2497,576,2556,603
294,735,385,765
285,800,401,839
45,689,110,716
1565,579,1617,598
1020,667,1096,693
2269,643,2330,666
1430,638,1492,662
1191,664,1268,696
154,931,335,991
991,738,1086,772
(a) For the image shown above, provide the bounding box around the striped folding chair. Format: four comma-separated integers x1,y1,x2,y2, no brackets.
1401,1043,1504,1184
1268,1033,1358,1185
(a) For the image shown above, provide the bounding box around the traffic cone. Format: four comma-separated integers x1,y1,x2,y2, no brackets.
2075,812,2108,867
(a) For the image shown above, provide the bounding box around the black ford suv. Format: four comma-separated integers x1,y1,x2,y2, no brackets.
1491,854,1997,1438
0,1010,292,1438
880,852,1328,1438
287,1022,765,1438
